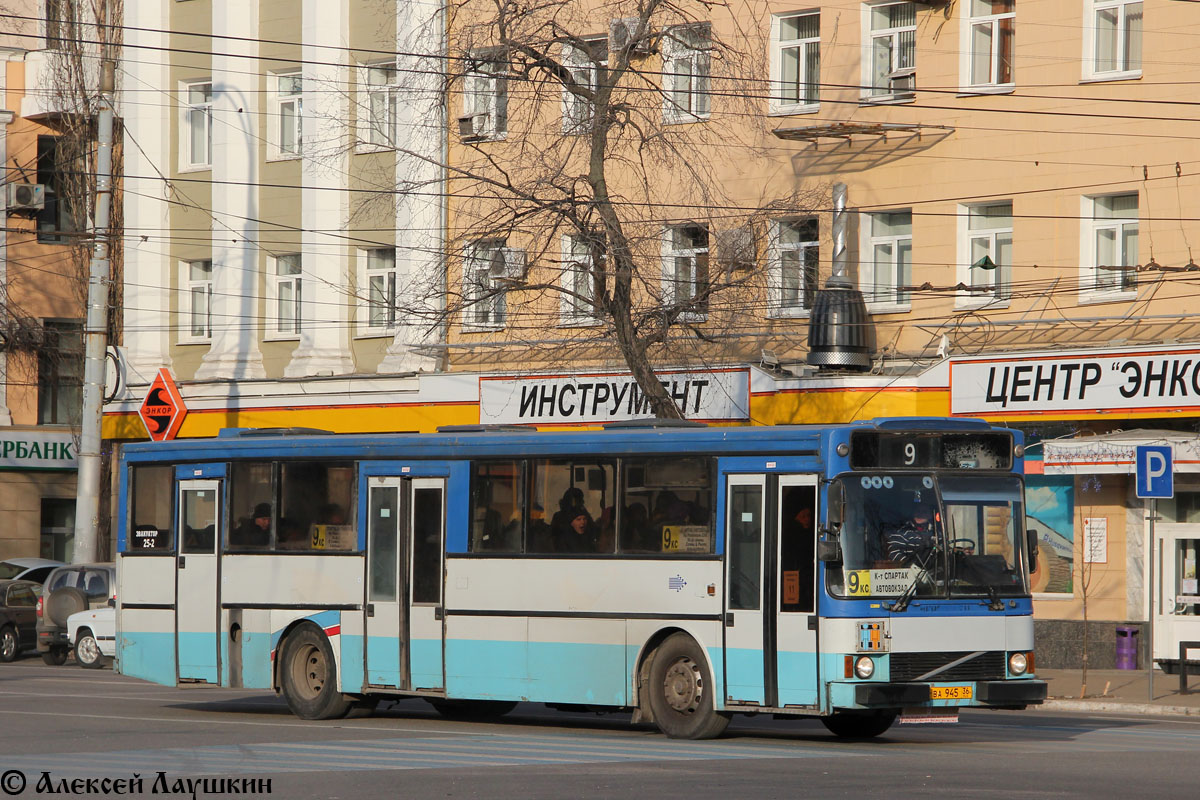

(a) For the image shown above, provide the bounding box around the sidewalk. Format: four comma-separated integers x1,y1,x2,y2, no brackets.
1035,667,1200,717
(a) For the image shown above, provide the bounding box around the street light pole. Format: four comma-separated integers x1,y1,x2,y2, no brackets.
72,57,115,564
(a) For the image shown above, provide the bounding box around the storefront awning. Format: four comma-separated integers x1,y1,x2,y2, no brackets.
1042,430,1200,474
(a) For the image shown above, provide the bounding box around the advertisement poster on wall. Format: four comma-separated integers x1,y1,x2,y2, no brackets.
1025,475,1075,594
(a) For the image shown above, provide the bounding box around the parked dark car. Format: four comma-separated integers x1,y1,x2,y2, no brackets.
36,564,115,665
0,558,64,584
1,579,42,662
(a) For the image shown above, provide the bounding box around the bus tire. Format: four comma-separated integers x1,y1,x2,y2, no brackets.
279,625,351,721
428,698,517,720
820,711,897,739
646,633,730,740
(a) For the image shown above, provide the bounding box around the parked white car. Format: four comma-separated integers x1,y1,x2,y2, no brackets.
66,606,114,669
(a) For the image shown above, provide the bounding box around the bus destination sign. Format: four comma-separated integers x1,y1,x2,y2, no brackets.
849,431,1013,470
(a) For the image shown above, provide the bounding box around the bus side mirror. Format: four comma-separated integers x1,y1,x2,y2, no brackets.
1027,528,1039,573
817,538,842,563
826,479,845,530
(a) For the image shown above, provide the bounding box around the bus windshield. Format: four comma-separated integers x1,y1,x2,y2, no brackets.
830,473,1028,600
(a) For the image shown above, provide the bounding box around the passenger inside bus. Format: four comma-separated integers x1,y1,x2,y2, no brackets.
231,502,272,548
555,508,599,553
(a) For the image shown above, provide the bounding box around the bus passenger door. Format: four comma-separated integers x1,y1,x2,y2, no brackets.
366,477,405,688
176,479,221,683
407,478,445,692
775,476,819,707
725,475,767,705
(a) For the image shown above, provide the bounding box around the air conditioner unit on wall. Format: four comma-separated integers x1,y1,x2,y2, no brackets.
887,67,916,97
6,182,45,211
457,113,491,141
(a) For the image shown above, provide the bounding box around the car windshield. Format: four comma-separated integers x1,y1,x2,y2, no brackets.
828,473,1029,600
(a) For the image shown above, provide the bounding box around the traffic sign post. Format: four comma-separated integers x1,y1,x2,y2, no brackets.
1135,444,1173,702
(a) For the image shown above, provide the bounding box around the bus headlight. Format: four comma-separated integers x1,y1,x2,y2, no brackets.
854,656,875,679
1008,652,1028,675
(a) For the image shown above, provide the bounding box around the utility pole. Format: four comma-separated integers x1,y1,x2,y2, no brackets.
72,57,116,564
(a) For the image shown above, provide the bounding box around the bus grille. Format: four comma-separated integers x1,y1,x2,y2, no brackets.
889,651,1006,682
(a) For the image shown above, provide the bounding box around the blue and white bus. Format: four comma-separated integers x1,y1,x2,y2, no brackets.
115,417,1046,739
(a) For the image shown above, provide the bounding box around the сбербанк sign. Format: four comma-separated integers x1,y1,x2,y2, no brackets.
951,350,1200,416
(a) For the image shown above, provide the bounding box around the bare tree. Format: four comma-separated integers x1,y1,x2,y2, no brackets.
381,0,825,417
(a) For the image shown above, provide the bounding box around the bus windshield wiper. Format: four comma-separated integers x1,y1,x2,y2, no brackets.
890,567,926,613
983,584,1004,611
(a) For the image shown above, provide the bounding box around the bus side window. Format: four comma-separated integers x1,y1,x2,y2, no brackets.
128,465,174,552
470,461,523,553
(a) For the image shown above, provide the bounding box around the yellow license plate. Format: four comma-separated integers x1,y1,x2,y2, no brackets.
930,685,973,700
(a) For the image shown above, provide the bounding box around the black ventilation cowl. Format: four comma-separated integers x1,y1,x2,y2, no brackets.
806,277,873,371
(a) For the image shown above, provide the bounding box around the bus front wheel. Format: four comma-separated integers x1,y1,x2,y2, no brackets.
821,711,897,738
646,633,730,740
279,625,352,720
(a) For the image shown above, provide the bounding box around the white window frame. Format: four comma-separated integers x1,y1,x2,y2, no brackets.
957,202,1012,308
562,38,607,134
1083,0,1142,81
767,218,819,318
662,23,711,124
359,62,399,150
862,210,912,311
862,1,916,101
357,247,399,336
962,0,1014,91
1079,193,1138,303
662,224,710,320
267,253,302,340
462,50,507,141
463,240,522,330
180,79,212,170
770,11,820,115
178,259,212,344
560,234,599,326
269,71,303,159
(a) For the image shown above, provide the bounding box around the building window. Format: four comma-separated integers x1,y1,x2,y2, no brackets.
867,1,916,98
964,203,1012,301
182,80,213,168
563,38,607,134
273,72,302,157
363,248,398,332
1090,0,1142,77
461,51,507,140
662,23,711,123
36,135,79,244
464,240,522,328
768,219,819,316
362,63,398,147
37,320,82,425
270,253,301,337
44,0,76,50
1087,194,1138,293
181,259,212,342
866,210,912,306
773,12,820,112
967,0,1014,87
664,225,710,314
561,234,598,325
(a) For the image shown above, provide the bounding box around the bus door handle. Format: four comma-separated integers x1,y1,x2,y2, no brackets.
807,615,818,631
178,556,185,569
725,613,734,627
434,607,444,621
366,604,374,617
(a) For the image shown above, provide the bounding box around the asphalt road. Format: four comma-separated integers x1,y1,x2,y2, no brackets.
0,657,1194,799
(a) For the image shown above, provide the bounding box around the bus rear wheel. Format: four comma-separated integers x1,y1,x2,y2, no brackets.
279,625,351,720
646,633,730,740
820,711,897,739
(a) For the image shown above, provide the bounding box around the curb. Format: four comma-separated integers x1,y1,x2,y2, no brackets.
1038,699,1200,717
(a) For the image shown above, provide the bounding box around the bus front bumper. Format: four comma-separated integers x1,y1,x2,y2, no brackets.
852,680,1048,708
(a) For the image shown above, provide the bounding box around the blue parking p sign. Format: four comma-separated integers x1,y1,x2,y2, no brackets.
1135,445,1174,499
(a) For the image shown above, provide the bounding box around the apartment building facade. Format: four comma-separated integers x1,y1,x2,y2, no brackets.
110,0,1199,665
0,4,86,563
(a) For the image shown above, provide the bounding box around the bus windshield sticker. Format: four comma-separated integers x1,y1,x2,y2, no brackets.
663,525,710,553
845,567,921,596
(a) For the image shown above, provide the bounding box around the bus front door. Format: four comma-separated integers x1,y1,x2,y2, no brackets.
176,479,221,683
365,476,446,692
724,474,819,709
